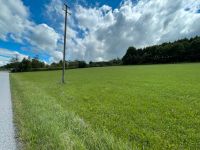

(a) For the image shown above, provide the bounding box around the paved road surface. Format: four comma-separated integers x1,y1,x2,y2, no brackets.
0,72,17,150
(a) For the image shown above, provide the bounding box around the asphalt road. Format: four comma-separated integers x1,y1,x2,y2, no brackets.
0,72,17,150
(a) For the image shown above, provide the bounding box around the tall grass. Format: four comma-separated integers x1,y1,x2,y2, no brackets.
11,79,133,149
11,63,200,149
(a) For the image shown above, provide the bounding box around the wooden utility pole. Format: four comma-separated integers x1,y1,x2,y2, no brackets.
62,3,70,84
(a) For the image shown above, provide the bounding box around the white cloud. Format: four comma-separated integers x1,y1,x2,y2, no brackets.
0,48,28,60
27,24,60,51
1,0,200,64
66,0,200,61
45,0,64,18
25,23,63,63
0,48,28,66
46,0,200,62
0,0,32,42
0,0,63,63
0,56,9,66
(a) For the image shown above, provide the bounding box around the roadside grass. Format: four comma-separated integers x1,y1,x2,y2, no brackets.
11,63,200,149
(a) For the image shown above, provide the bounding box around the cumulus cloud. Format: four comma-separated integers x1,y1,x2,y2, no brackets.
27,23,60,51
1,0,200,64
66,0,200,61
0,0,63,63
45,0,64,18
26,23,62,62
0,48,28,66
0,0,32,42
0,56,9,66
0,48,28,60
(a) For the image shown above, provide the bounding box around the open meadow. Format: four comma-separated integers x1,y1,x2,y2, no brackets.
11,63,200,149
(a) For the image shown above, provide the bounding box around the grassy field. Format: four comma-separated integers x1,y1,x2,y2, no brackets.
11,63,200,149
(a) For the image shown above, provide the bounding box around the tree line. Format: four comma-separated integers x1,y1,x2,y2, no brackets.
122,36,200,65
1,56,87,72
0,54,122,72
1,36,200,72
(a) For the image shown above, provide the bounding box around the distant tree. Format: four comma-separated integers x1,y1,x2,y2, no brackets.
78,61,87,68
191,39,200,53
32,55,45,68
10,54,19,63
122,36,200,65
122,47,142,65
9,54,20,72
58,60,63,67
18,58,32,71
109,58,122,65
50,62,58,68
2,36,200,72
89,61,93,66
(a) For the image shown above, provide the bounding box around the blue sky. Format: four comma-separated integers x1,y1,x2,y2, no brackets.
0,0,125,64
0,0,200,66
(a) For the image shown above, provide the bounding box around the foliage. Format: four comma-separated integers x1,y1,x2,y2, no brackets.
2,56,47,72
89,58,122,67
11,64,200,149
2,36,200,72
122,36,200,65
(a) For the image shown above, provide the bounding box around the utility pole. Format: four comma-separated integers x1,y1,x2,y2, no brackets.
62,3,70,84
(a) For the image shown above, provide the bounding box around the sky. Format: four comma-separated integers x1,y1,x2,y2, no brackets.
0,0,200,66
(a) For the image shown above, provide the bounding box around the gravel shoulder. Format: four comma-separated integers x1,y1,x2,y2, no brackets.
0,72,17,150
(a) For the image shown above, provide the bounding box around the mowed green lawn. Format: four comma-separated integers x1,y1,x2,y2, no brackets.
11,63,200,150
